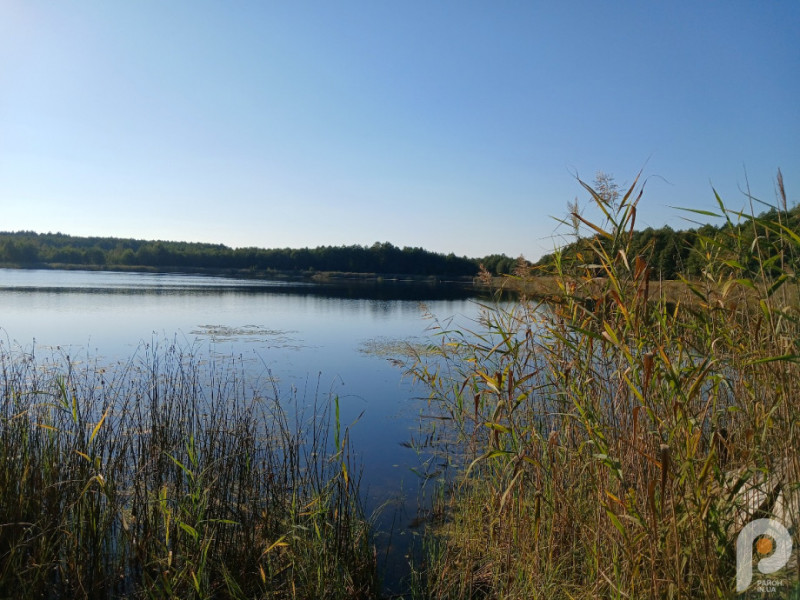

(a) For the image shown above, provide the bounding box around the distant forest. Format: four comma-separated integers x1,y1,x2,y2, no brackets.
1,202,797,279
0,232,485,277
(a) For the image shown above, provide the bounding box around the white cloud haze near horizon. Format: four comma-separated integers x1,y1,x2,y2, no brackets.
1,1,798,260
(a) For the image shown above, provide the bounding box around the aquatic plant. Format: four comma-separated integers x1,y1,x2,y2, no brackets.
409,171,799,598
0,340,378,599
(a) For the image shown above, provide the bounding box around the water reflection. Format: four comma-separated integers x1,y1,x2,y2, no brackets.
0,268,483,300
0,267,496,591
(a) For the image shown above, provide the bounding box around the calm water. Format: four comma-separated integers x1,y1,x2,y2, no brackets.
0,268,491,587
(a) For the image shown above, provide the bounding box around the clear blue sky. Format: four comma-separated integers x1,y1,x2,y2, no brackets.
1,1,798,260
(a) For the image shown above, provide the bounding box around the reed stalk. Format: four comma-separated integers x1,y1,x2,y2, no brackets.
409,172,800,598
0,340,378,599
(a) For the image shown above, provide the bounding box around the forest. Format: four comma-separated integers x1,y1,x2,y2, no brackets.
1,200,797,279
0,233,481,277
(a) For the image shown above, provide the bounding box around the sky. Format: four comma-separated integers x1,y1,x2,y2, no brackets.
1,1,798,261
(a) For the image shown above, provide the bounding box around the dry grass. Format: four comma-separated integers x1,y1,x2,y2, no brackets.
411,173,800,599
483,274,796,311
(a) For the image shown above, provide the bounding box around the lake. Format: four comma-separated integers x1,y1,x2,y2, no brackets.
0,267,493,588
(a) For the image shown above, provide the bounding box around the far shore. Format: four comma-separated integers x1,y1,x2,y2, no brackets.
4,263,795,307
0,261,476,285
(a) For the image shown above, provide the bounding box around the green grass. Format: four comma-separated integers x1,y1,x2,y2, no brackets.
0,341,379,599
408,172,800,598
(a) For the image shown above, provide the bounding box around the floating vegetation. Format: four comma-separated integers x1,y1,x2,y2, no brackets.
358,336,440,362
191,324,303,349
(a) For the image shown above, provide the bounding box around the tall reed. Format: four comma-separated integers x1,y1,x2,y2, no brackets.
0,339,378,599
409,172,799,598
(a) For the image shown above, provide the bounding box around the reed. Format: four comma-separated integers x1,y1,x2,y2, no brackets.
409,172,799,598
0,340,378,599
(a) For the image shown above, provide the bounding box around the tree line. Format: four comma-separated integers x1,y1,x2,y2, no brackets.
5,198,795,281
0,232,489,277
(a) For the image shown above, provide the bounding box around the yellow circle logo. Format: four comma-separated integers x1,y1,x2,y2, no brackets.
756,536,774,556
